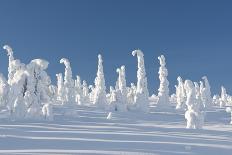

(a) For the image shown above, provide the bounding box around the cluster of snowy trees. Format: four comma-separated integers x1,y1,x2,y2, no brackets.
0,45,231,129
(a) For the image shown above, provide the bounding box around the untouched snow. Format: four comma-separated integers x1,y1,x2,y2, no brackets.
0,105,231,155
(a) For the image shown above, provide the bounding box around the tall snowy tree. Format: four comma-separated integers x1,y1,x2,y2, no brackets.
131,50,149,112
157,55,170,107
93,54,107,107
60,58,76,104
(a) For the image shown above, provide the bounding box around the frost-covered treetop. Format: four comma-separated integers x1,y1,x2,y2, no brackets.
60,58,70,67
29,59,49,70
3,45,13,57
158,55,166,66
132,49,144,57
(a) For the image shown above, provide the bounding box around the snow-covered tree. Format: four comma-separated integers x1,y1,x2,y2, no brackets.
131,50,149,112
3,45,16,85
3,45,53,120
157,55,170,107
56,73,64,102
184,80,204,129
201,76,212,108
0,74,9,108
226,107,232,124
81,80,90,105
127,83,136,104
115,65,128,111
93,54,108,107
175,76,186,110
60,58,76,104
220,86,227,107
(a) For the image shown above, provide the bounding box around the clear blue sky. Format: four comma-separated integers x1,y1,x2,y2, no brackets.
0,0,232,95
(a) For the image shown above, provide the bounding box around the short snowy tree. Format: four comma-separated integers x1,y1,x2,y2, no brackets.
226,107,232,124
0,74,9,108
184,80,204,129
200,76,212,108
13,94,27,119
220,86,228,107
175,76,186,110
42,103,54,121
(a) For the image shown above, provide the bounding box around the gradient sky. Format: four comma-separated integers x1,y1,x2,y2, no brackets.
0,0,232,95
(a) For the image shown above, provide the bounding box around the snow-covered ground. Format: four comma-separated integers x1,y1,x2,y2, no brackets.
0,105,231,155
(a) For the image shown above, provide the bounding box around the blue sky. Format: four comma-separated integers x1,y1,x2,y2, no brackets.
0,0,232,95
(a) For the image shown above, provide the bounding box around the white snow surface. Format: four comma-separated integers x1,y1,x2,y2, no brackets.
0,105,231,155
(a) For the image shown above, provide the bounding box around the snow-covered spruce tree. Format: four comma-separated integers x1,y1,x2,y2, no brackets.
75,75,84,105
3,45,27,113
157,55,170,107
81,80,90,105
184,80,204,129
60,58,76,104
200,76,212,109
175,76,186,110
212,95,220,106
3,45,16,85
56,73,64,103
194,82,200,98
220,86,227,107
131,50,149,112
127,83,136,105
108,66,128,112
0,74,9,108
93,54,108,108
25,59,52,120
3,45,53,120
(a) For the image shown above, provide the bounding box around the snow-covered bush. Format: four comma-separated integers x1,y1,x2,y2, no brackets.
42,103,54,121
